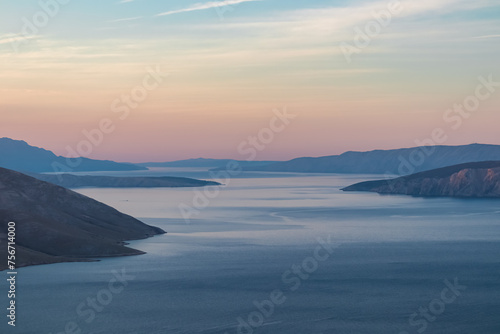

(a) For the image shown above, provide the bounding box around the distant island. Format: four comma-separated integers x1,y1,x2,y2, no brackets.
0,137,146,173
31,173,221,189
0,167,165,270
342,161,500,198
138,158,278,168
243,144,500,175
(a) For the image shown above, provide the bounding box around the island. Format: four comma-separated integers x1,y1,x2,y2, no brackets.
342,161,500,198
31,173,221,189
138,157,278,168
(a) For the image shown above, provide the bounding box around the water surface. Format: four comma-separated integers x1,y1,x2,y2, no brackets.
2,171,500,333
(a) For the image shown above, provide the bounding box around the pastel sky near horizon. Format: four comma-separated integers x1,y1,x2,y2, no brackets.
1,0,499,162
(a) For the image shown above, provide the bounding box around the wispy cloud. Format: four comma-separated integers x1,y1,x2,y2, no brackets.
108,16,143,23
156,0,261,17
473,34,500,39
0,34,18,45
0,33,38,46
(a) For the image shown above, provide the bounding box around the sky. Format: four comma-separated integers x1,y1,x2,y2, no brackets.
0,0,499,162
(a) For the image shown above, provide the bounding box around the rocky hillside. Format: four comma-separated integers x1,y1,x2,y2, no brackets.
0,167,165,270
342,161,500,198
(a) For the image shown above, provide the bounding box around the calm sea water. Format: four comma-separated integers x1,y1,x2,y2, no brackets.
2,169,500,333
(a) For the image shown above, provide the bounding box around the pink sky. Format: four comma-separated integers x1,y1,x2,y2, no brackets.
1,0,499,162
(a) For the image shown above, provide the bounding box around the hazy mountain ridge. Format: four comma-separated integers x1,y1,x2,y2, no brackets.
139,158,278,168
342,161,500,198
244,144,500,175
0,137,147,173
0,167,165,270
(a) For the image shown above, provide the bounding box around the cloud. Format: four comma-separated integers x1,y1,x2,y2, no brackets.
0,34,19,45
108,16,143,23
156,0,261,17
0,33,39,48
473,34,500,39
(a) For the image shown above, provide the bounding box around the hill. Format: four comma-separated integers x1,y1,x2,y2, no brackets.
244,144,500,175
0,137,146,173
0,167,165,270
342,161,500,198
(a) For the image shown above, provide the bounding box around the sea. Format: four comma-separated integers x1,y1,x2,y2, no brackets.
2,168,500,334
